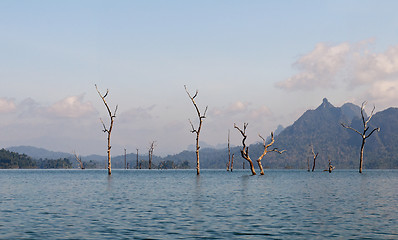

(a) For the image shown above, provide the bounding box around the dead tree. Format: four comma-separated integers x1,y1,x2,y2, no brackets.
185,85,208,175
95,84,118,175
234,123,256,175
136,148,139,169
124,148,127,169
231,153,234,171
148,141,155,169
327,159,335,173
341,101,380,173
307,157,310,172
73,151,85,169
257,132,285,175
311,145,318,172
227,130,231,171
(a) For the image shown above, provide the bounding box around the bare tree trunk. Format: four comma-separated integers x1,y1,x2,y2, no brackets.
257,132,285,175
234,123,256,175
95,84,118,176
185,85,207,175
257,159,265,176
148,150,151,169
327,159,335,173
310,145,318,172
136,148,139,169
341,101,380,173
231,153,234,171
148,141,155,170
124,148,127,169
227,130,231,171
359,138,365,173
307,157,310,172
73,151,85,169
107,134,111,174
312,157,316,172
195,135,200,174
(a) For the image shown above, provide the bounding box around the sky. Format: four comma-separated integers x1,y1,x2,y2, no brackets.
1,0,398,156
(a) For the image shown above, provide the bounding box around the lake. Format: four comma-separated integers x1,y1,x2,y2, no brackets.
1,169,397,239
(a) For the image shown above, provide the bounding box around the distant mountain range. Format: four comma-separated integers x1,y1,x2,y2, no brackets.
248,98,398,169
6,98,398,170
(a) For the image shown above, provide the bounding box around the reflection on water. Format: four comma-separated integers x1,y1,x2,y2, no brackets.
0,169,397,239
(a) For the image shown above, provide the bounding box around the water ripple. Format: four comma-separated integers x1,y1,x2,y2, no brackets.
0,169,397,239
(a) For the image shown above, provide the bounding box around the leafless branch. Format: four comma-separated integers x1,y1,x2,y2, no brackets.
341,123,362,136
188,119,197,133
270,148,286,154
366,127,380,139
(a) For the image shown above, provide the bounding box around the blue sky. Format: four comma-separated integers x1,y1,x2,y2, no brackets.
1,1,398,156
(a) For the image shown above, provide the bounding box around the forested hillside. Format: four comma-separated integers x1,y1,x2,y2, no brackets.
0,148,72,169
0,148,36,169
247,99,398,169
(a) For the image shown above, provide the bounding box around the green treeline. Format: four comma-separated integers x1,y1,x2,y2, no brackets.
36,158,72,169
0,148,72,169
0,148,36,169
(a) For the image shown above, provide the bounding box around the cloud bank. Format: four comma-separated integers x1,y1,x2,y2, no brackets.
47,95,96,118
276,41,398,108
0,98,17,113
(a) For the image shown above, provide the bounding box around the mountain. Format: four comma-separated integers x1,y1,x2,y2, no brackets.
341,102,363,122
7,146,73,160
259,98,359,169
248,98,398,169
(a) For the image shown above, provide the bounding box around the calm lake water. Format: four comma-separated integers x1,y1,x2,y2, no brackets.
1,169,397,239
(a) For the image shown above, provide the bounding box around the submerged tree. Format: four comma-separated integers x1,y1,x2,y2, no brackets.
257,132,285,175
234,123,256,175
136,148,139,169
325,159,335,173
310,145,319,172
231,153,234,172
148,141,155,169
341,101,380,173
124,148,127,169
227,130,231,171
72,151,85,169
95,84,118,175
234,123,285,175
185,85,208,175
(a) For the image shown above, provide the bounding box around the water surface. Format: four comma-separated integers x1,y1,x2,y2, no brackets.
1,169,397,239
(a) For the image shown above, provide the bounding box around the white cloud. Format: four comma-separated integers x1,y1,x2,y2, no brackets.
276,42,351,90
352,45,398,85
211,101,249,116
277,41,398,109
211,101,272,120
0,98,16,113
47,95,96,118
365,80,398,107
